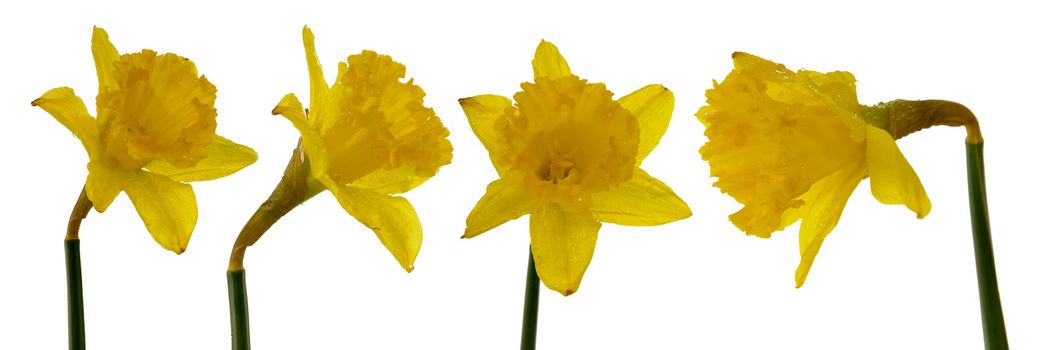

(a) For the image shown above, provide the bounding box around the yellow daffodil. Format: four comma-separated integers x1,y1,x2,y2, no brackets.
697,52,931,287
231,26,452,272
33,27,257,253
460,41,691,296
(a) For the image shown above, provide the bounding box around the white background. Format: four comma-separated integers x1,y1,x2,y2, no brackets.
2,0,1049,349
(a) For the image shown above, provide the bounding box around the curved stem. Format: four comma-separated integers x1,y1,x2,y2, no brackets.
67,189,92,240
228,142,310,271
878,99,983,143
227,142,312,350
521,247,540,350
226,178,304,271
226,189,298,350
877,100,1003,347
967,142,1008,349
66,188,92,350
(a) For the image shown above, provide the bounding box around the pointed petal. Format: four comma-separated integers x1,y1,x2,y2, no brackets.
865,126,932,218
124,171,198,254
302,26,327,111
335,61,348,84
32,87,100,156
91,26,120,93
532,40,572,81
616,85,674,164
778,205,804,231
459,95,512,174
331,186,421,272
529,203,600,295
459,94,510,154
145,135,257,182
273,93,330,181
86,160,125,212
464,179,539,238
794,163,866,287
352,165,428,195
590,169,691,226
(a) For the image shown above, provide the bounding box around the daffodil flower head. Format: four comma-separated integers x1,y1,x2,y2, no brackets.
33,27,257,253
698,52,932,287
460,41,691,295
266,26,452,272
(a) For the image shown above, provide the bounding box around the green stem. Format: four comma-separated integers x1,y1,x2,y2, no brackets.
228,269,250,350
66,189,91,350
966,142,1008,349
521,247,539,350
65,239,85,350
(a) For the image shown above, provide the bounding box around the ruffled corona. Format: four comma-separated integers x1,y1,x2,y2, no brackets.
698,52,931,287
495,76,639,211
319,50,452,186
98,50,218,169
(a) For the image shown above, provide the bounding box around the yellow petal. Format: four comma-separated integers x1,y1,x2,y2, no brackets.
794,163,866,287
144,135,257,182
464,179,539,238
728,52,867,141
31,87,100,156
86,159,125,212
335,61,348,85
459,94,510,154
124,171,198,254
272,93,330,182
778,204,803,231
798,70,867,141
532,40,572,81
590,168,691,226
730,52,794,83
331,186,421,272
91,26,120,93
798,70,861,115
459,94,512,173
352,165,428,195
616,85,674,164
865,126,931,218
301,26,327,112
529,203,600,295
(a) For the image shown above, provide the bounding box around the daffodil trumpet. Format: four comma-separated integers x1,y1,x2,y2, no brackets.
460,41,691,349
698,53,1005,349
226,26,451,350
34,27,256,350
